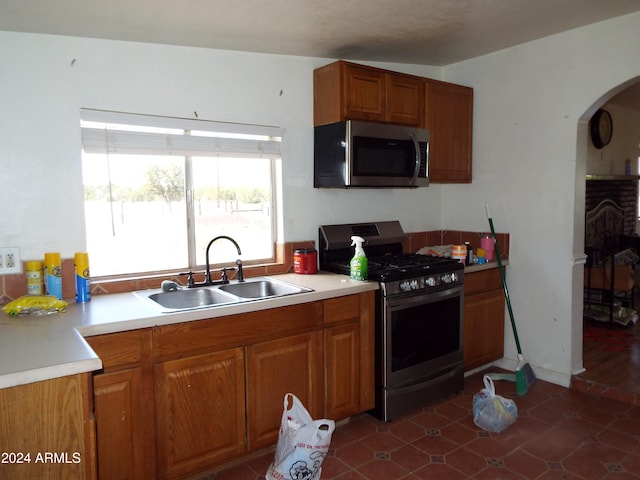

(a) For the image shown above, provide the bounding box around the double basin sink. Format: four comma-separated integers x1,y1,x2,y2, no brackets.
134,276,313,313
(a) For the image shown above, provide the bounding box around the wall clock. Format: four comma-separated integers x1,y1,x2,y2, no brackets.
590,108,613,149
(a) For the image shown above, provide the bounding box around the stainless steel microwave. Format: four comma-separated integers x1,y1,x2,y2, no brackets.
314,120,429,188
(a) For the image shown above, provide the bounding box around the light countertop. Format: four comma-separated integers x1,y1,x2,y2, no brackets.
0,272,378,389
464,259,507,273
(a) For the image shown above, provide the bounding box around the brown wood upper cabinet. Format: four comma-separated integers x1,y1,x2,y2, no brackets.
425,79,474,183
314,60,424,126
314,60,474,183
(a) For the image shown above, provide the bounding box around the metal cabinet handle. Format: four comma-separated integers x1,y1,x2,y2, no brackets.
410,133,420,185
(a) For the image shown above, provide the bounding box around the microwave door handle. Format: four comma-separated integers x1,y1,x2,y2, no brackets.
410,133,420,184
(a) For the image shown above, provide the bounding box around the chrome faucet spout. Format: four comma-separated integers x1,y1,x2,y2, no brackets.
204,235,242,284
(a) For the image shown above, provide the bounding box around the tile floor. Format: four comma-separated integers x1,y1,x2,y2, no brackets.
572,318,640,406
201,367,640,480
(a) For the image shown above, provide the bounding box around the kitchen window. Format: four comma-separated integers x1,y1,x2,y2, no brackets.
80,109,282,277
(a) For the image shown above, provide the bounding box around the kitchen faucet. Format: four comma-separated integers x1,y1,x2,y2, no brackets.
204,235,244,285
181,235,244,287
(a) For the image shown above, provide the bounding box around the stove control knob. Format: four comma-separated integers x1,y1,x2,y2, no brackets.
450,272,459,283
441,273,452,284
400,281,411,292
410,279,419,290
425,276,436,287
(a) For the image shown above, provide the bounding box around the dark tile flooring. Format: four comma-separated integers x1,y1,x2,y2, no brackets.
190,314,640,480
198,372,640,479
572,318,640,406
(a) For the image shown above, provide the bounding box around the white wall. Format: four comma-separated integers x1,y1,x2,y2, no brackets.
442,12,640,386
0,32,442,260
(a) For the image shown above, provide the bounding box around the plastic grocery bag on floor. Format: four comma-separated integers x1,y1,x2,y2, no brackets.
472,375,518,433
266,393,335,480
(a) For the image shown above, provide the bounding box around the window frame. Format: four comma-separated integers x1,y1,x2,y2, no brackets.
80,109,282,279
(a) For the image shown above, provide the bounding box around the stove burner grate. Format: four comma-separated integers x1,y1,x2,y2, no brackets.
328,253,462,283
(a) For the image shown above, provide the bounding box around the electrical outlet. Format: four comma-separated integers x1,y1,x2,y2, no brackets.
0,247,21,274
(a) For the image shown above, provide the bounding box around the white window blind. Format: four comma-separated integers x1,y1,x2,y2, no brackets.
80,109,283,158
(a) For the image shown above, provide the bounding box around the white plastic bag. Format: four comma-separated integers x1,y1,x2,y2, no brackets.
266,393,335,480
472,375,518,433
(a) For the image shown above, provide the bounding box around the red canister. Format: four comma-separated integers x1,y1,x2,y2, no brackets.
293,248,318,274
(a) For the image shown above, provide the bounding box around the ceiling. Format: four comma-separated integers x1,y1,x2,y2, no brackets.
2,0,640,66
2,0,640,110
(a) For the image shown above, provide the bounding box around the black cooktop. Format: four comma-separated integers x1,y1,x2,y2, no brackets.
327,253,463,282
319,221,464,283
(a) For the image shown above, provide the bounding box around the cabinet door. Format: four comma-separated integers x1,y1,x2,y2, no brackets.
155,348,245,480
87,329,155,480
94,368,148,480
0,374,96,480
325,322,360,419
246,331,324,450
425,79,473,183
464,289,505,370
314,61,423,126
386,72,424,126
344,64,386,122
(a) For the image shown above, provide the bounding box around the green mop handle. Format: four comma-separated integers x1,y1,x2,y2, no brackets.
485,203,523,355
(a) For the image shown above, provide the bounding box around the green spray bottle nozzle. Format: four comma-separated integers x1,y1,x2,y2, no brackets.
351,236,365,248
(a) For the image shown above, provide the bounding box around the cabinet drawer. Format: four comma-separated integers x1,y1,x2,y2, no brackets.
154,301,323,360
324,294,360,325
465,268,503,296
86,328,153,370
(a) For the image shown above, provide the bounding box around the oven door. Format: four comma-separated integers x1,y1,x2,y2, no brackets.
381,284,464,390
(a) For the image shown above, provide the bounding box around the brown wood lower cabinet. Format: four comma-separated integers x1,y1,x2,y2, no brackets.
155,348,246,480
246,331,324,450
85,291,376,480
0,373,96,480
325,322,360,418
93,368,146,480
86,328,155,480
463,268,506,371
324,292,375,419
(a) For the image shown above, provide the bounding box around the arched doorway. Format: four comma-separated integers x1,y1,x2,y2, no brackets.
573,77,640,397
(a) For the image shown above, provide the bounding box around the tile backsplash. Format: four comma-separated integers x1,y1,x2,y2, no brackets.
0,231,508,304
405,229,510,259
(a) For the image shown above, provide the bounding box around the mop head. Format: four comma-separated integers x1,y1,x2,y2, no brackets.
515,354,536,396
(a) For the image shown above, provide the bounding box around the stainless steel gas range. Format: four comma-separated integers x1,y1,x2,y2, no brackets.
319,221,465,421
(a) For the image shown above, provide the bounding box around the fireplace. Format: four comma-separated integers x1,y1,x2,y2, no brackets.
586,178,638,236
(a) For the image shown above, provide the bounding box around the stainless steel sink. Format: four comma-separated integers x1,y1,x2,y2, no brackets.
140,287,238,311
218,277,312,298
134,277,312,312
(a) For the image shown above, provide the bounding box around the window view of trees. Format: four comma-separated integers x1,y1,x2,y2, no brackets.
80,112,280,277
145,164,185,205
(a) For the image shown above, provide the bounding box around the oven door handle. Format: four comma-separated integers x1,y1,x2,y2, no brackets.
386,285,464,309
410,133,420,185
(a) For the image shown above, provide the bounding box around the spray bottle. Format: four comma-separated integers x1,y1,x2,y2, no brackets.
350,236,368,281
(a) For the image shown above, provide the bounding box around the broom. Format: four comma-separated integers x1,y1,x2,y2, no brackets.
485,203,536,395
